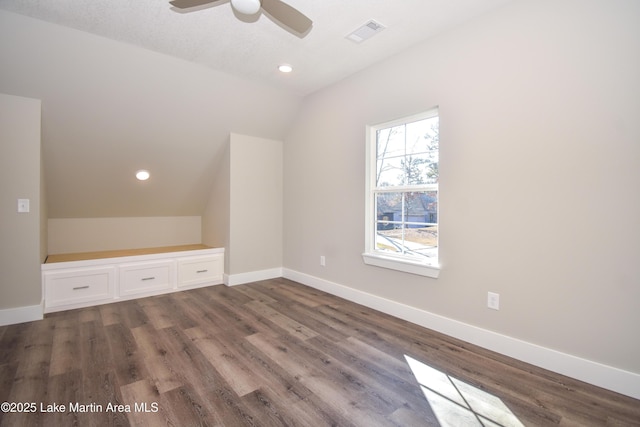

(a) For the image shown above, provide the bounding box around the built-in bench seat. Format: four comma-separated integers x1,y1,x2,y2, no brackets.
42,244,225,313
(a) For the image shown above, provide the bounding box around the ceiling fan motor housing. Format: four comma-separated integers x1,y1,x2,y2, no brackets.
169,0,312,35
231,0,261,15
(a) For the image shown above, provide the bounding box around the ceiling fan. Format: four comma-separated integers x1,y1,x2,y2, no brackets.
169,0,312,34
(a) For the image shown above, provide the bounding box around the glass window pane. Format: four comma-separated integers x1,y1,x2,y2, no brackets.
375,229,403,254
406,116,439,151
405,119,427,155
402,153,435,185
376,226,438,259
405,191,438,223
424,151,439,184
377,125,405,159
376,156,404,187
376,192,402,222
402,226,438,259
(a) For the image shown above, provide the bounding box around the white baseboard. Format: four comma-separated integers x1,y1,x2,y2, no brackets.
282,268,640,400
0,302,43,326
226,267,283,287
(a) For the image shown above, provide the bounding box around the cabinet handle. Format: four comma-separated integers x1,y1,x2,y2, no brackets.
196,269,208,273
141,277,155,281
73,285,90,290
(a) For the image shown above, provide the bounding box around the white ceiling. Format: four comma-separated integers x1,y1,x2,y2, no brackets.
1,0,516,220
0,0,514,96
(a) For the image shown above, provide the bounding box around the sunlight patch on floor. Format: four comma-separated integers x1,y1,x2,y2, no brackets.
404,355,524,427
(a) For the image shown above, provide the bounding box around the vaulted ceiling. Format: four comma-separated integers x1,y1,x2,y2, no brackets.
0,0,514,95
0,0,513,218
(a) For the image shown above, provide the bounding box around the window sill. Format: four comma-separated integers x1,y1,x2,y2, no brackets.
362,253,440,278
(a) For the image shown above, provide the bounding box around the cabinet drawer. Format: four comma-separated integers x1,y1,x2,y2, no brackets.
45,267,115,308
178,255,223,288
119,260,174,297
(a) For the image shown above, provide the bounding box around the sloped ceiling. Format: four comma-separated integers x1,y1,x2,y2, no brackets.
0,0,514,95
1,10,300,218
0,1,513,219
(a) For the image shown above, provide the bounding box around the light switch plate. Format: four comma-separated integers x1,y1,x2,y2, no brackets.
487,292,500,310
17,198,30,213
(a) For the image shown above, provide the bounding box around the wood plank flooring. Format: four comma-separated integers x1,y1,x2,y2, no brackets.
1,278,638,426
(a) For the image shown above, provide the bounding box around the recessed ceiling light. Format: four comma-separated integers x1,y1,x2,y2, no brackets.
278,64,293,73
136,170,150,181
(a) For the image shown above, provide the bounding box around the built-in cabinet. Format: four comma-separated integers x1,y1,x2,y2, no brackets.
42,247,224,313
177,255,223,288
44,266,116,310
119,260,174,297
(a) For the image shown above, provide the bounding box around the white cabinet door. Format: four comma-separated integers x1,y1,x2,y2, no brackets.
119,260,175,297
178,254,223,288
44,266,116,310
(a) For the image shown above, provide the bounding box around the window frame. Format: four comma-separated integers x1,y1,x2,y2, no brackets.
362,108,440,278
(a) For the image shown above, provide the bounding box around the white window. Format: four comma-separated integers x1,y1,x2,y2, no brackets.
363,109,440,278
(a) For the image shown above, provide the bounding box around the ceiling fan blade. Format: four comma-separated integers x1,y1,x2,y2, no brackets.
169,0,224,9
261,0,312,34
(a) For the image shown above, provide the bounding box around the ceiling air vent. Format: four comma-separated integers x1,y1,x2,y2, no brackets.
346,20,385,43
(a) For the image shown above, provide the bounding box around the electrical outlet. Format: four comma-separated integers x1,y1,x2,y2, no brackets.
320,256,326,267
487,292,500,310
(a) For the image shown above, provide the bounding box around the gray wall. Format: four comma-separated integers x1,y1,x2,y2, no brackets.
202,137,231,271
283,0,640,375
229,134,283,276
0,9,299,220
0,93,42,310
202,134,283,279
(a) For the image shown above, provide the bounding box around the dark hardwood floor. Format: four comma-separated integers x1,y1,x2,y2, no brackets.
1,278,638,426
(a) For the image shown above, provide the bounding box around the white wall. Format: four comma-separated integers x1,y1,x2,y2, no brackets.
202,138,231,271
228,134,283,281
0,93,42,314
47,216,202,254
284,0,640,392
202,133,283,282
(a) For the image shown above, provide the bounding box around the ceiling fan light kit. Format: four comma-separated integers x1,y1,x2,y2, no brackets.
230,0,261,15
169,0,313,35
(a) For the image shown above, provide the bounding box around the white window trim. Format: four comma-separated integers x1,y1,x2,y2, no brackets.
362,109,440,279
